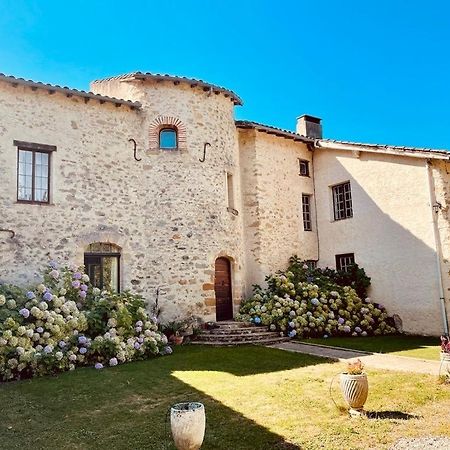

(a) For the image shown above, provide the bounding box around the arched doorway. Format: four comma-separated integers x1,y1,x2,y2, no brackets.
214,257,233,321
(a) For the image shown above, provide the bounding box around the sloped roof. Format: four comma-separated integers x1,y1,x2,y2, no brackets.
92,71,243,106
0,73,141,109
236,120,313,143
317,138,450,160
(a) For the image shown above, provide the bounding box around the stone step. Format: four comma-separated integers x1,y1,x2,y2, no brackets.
195,332,281,342
213,321,253,329
207,327,271,335
191,337,289,346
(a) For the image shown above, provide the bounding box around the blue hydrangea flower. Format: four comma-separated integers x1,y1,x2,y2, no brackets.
94,363,103,369
288,330,297,338
43,291,53,302
78,336,87,345
80,284,88,292
338,317,345,325
19,308,30,318
79,347,87,354
26,291,35,300
254,317,261,324
73,272,82,280
48,260,58,269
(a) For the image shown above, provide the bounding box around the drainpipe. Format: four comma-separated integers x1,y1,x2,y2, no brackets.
427,160,449,334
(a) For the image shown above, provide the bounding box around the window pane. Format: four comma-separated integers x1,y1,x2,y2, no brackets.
160,129,177,149
18,150,33,200
102,256,119,292
34,151,49,202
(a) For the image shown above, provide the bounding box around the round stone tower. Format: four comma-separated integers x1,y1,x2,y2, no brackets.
91,72,245,321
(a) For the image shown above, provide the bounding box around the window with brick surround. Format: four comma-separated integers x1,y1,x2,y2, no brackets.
302,194,312,231
299,159,310,176
335,253,355,272
15,140,55,204
332,181,353,220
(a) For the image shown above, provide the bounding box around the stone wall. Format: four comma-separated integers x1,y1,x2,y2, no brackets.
239,129,318,291
0,79,245,321
430,160,450,331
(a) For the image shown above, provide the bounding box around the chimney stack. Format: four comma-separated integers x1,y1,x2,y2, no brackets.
296,115,322,139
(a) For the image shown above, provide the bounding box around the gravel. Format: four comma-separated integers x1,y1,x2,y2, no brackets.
390,437,450,449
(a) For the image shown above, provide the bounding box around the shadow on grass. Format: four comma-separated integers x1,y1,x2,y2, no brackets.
366,410,421,420
1,345,324,449
300,335,440,357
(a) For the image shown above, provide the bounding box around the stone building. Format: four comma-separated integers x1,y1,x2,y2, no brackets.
0,71,449,336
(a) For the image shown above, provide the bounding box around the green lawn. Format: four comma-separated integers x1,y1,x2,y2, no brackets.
1,345,449,450
300,335,441,360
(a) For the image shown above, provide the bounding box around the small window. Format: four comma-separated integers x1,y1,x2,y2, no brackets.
332,181,353,220
159,128,177,150
84,243,121,292
302,194,312,231
226,172,235,209
299,159,309,176
16,141,55,204
336,253,355,272
305,260,317,269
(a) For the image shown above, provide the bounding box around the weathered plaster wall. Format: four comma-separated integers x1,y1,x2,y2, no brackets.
239,130,318,292
314,148,444,335
0,79,245,321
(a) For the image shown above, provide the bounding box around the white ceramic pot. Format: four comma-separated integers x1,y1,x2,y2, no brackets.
340,373,369,414
170,402,205,450
440,352,450,374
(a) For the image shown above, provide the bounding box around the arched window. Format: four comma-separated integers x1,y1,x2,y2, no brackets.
159,127,178,150
84,243,121,292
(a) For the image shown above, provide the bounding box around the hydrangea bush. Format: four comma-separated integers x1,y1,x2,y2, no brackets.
0,262,171,381
236,257,397,338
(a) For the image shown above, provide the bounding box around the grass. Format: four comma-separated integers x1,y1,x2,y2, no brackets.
1,345,449,450
299,335,441,360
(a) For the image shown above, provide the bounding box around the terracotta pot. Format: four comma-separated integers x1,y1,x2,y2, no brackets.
171,335,184,345
340,373,368,414
170,402,206,450
440,352,450,374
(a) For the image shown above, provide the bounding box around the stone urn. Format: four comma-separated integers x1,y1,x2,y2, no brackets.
170,402,205,450
440,352,450,375
340,373,369,416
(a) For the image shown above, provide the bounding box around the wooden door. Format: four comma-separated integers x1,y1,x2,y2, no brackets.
215,257,233,321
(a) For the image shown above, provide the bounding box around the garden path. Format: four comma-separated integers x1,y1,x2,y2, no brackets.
269,341,442,375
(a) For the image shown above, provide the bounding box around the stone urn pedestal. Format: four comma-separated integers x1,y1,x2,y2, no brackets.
440,352,450,376
340,373,369,417
170,402,205,450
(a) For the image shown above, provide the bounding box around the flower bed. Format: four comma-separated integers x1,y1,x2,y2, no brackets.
236,257,397,338
0,262,171,381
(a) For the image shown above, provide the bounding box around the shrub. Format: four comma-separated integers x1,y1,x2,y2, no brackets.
236,257,397,338
0,261,171,381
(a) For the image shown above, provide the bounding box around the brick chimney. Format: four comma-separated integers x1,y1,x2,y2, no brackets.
296,115,322,139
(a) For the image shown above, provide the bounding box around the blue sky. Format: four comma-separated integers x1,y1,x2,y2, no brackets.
1,0,449,149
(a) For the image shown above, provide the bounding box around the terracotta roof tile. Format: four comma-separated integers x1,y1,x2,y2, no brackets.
0,73,141,109
92,71,243,106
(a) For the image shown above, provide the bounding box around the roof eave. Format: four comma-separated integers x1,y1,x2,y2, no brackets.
236,120,313,143
316,139,450,160
0,73,141,109
100,72,243,106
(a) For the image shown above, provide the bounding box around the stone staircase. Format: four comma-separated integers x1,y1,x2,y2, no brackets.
191,321,289,346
